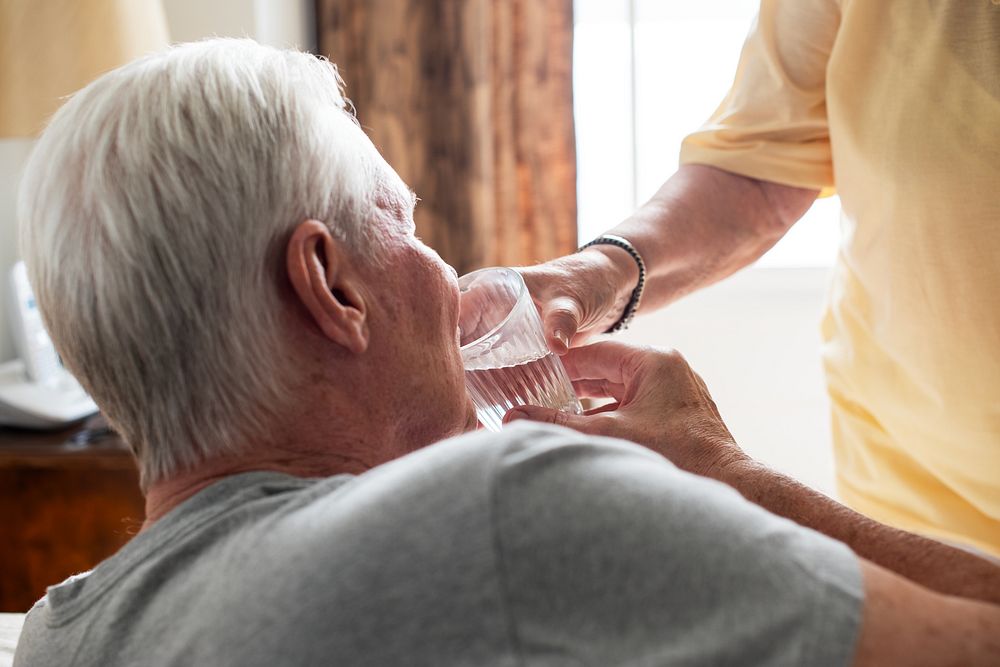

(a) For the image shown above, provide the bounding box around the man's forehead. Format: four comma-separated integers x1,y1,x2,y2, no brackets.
373,168,414,206
371,170,417,236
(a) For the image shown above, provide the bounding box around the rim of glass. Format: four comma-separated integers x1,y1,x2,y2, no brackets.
457,266,527,352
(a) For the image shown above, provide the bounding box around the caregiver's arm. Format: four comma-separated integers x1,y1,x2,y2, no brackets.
718,455,1000,605
519,164,818,353
853,560,1000,666
505,341,1000,605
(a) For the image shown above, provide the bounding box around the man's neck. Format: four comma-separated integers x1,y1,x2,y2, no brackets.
143,456,370,529
140,357,469,530
142,421,387,529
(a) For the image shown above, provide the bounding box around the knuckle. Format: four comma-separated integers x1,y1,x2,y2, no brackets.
663,347,686,364
549,308,582,331
551,306,579,321
655,347,688,371
528,408,567,427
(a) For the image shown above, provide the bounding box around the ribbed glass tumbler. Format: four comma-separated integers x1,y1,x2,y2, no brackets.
457,267,583,432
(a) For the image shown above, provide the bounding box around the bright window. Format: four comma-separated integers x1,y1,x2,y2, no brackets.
574,0,839,268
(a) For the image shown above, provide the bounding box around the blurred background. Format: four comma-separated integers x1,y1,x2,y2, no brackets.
0,0,839,610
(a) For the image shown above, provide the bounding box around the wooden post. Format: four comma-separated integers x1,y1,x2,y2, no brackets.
316,0,577,274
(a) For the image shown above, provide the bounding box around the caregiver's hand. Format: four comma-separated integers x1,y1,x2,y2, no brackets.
504,341,749,479
517,246,638,355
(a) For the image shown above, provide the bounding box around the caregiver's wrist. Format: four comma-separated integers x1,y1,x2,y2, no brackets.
582,243,640,305
709,453,773,497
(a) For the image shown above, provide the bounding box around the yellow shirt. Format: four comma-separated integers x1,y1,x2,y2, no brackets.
681,0,1000,556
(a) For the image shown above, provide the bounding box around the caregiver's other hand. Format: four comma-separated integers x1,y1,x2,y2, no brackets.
517,246,639,355
503,341,749,479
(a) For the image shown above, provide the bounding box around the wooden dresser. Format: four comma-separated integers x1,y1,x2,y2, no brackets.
0,425,144,612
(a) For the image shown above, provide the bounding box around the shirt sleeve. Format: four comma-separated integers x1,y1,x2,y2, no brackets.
680,0,841,194
491,422,863,666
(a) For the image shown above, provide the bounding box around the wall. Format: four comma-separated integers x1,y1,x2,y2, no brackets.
163,0,314,50
0,0,315,364
0,139,35,362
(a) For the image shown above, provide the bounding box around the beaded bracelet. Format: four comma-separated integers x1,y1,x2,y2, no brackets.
578,234,647,333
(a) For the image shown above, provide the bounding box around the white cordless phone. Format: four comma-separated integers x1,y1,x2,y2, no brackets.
9,261,62,384
0,261,97,428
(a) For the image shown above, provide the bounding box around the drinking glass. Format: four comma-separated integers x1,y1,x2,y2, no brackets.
458,267,582,431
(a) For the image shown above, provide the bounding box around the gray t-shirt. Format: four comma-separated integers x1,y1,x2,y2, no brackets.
15,423,862,666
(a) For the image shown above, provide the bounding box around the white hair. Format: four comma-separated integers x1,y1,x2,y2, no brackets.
19,39,395,489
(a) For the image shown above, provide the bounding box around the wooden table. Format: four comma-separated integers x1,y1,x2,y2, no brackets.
0,425,144,612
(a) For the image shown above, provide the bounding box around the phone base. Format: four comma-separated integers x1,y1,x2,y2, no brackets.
0,359,98,429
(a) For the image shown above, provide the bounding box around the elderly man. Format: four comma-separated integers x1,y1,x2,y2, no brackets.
12,40,1000,666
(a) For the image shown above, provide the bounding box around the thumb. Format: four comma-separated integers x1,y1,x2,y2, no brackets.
543,296,582,355
503,404,584,430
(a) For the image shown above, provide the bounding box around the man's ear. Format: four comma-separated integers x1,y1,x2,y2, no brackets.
286,219,369,355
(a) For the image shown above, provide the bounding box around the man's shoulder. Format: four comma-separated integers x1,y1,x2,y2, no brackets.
392,421,692,537
437,421,679,493
300,421,674,542
409,421,667,478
